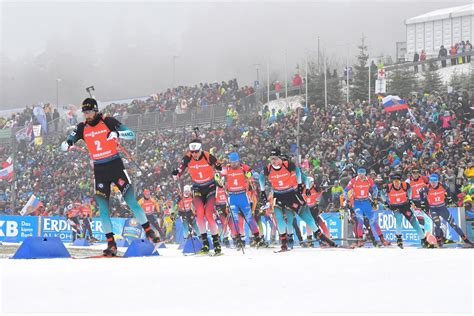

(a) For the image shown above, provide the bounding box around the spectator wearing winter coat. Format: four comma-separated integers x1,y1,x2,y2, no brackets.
274,81,282,99
413,51,419,73
457,42,464,64
438,45,448,67
450,45,457,66
420,50,427,71
465,40,472,63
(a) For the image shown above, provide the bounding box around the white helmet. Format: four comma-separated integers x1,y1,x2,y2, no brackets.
183,185,192,193
189,141,202,152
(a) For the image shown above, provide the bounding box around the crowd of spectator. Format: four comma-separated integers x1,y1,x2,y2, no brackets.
102,79,259,118
1,83,472,218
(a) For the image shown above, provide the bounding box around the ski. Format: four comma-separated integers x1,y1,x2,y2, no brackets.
72,254,124,259
274,249,291,253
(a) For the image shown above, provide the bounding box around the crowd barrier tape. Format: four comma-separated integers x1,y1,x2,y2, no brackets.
0,208,466,244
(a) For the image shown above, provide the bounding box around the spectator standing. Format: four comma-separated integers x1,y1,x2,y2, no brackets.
438,45,447,67
465,40,472,63
274,81,281,99
420,49,427,71
457,42,464,64
53,108,60,132
450,45,457,66
413,51,419,73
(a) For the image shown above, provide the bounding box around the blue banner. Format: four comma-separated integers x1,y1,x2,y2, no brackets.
375,207,461,243
0,216,39,241
0,215,127,242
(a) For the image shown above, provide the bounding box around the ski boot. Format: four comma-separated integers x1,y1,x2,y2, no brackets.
461,235,474,248
356,239,365,248
212,234,222,255
279,233,289,251
421,237,433,248
197,233,210,254
379,234,391,246
436,236,444,248
234,234,245,250
223,237,231,248
444,238,455,244
315,229,337,247
288,233,295,249
299,240,310,248
250,237,258,247
142,222,161,243
89,236,99,243
103,233,117,257
307,235,314,247
253,233,269,248
396,234,403,249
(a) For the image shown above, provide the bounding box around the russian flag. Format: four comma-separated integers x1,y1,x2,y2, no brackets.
20,194,43,216
382,95,409,112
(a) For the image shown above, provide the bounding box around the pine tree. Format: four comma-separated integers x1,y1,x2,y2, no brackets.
448,70,470,91
388,68,418,97
308,66,341,106
468,64,474,93
422,62,444,93
352,35,370,101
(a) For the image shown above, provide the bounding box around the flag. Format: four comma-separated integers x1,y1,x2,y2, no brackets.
20,194,43,216
407,108,426,141
0,157,13,182
382,95,409,112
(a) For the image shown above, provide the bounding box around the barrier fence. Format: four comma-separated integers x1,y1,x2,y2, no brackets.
1,208,471,246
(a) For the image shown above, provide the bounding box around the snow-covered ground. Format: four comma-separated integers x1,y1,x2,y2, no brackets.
0,244,472,316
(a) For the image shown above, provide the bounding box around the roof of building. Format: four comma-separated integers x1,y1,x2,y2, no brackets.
405,4,473,25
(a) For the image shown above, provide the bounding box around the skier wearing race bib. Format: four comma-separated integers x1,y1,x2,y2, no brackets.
380,173,428,248
217,152,268,250
138,189,163,239
61,98,160,256
175,185,199,239
344,168,390,247
259,148,337,251
172,139,223,255
419,174,473,247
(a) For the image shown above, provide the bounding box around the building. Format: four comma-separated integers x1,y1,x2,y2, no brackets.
405,4,473,59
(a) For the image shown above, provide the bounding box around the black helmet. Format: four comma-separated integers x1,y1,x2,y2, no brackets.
82,98,98,112
269,148,281,158
391,173,402,181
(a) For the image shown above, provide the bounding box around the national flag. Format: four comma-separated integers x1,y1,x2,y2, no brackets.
20,194,43,216
382,95,409,112
0,157,14,182
407,108,426,141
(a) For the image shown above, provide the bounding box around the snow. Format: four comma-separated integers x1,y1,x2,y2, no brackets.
1,244,473,316
406,4,474,25
436,62,473,84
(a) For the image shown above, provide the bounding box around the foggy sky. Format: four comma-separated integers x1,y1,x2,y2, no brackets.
0,0,471,108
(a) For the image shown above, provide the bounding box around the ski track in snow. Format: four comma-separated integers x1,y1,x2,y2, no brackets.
0,245,472,315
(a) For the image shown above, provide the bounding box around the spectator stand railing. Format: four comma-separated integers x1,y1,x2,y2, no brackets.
385,51,473,72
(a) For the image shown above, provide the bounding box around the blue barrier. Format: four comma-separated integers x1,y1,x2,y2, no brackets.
123,238,159,257
12,237,71,259
116,238,130,247
72,238,90,246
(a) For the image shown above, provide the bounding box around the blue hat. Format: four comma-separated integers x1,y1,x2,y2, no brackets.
229,152,240,163
429,174,439,182
357,168,366,174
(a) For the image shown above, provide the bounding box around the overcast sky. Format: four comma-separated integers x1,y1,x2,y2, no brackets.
0,0,471,108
